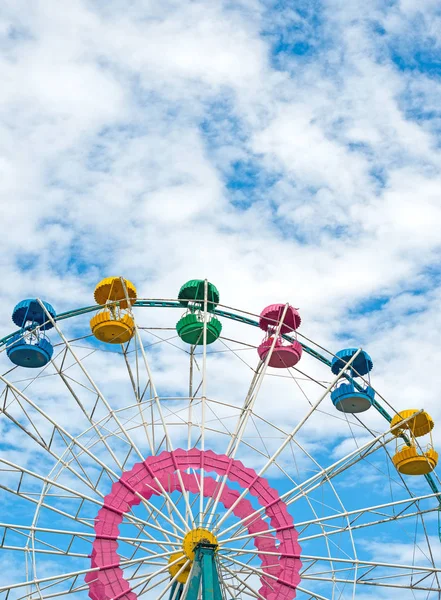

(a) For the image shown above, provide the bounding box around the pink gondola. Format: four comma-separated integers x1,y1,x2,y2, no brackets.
258,337,302,368
257,303,303,369
259,304,301,334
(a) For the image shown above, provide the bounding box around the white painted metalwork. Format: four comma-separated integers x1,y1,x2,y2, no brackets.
0,299,440,600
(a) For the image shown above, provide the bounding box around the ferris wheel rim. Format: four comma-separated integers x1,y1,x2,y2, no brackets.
1,295,439,499
0,296,409,418
1,293,441,598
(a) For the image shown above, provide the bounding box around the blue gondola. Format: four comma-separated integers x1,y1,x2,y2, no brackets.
331,348,373,377
12,299,56,330
7,298,56,368
6,334,54,368
331,382,375,413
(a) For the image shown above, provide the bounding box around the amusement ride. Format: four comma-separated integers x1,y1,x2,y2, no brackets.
0,276,440,599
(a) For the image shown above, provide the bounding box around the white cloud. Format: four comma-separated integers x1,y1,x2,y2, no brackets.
1,0,441,597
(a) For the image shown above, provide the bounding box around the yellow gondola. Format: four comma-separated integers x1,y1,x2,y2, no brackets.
94,276,137,309
392,445,438,475
90,277,137,344
90,311,135,344
391,409,438,475
168,552,192,584
390,409,434,438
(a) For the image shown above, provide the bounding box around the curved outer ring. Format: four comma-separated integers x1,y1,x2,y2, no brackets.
86,449,301,600
0,299,438,500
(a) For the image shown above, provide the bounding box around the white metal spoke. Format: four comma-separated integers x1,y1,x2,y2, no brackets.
221,548,441,576
219,560,265,600
187,345,196,450
1,399,183,549
2,480,172,559
0,374,124,479
218,410,421,542
222,553,441,593
204,304,290,528
0,522,179,547
296,586,330,600
1,297,439,600
1,545,88,558
199,279,209,527
156,558,191,600
132,321,195,530
214,349,363,534
49,353,125,472
4,419,177,557
220,575,253,600
135,574,171,598
39,299,192,533
300,574,440,592
0,458,183,547
0,551,177,593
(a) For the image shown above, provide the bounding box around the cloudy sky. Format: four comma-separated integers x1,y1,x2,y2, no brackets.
1,0,441,598
2,0,441,381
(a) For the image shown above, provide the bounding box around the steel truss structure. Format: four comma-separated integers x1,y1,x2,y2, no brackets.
0,294,440,599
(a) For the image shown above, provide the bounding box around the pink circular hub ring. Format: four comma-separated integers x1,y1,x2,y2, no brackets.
86,449,302,600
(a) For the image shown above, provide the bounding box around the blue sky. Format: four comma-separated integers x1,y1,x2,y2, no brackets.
1,0,441,598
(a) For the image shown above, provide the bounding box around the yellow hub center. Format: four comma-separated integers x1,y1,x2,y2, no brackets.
168,551,192,585
183,528,218,560
168,528,218,584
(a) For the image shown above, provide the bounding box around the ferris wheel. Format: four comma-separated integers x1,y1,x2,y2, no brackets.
0,276,441,600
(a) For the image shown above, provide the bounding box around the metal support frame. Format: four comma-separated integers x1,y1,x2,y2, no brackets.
183,543,224,600
1,296,441,599
170,581,183,599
